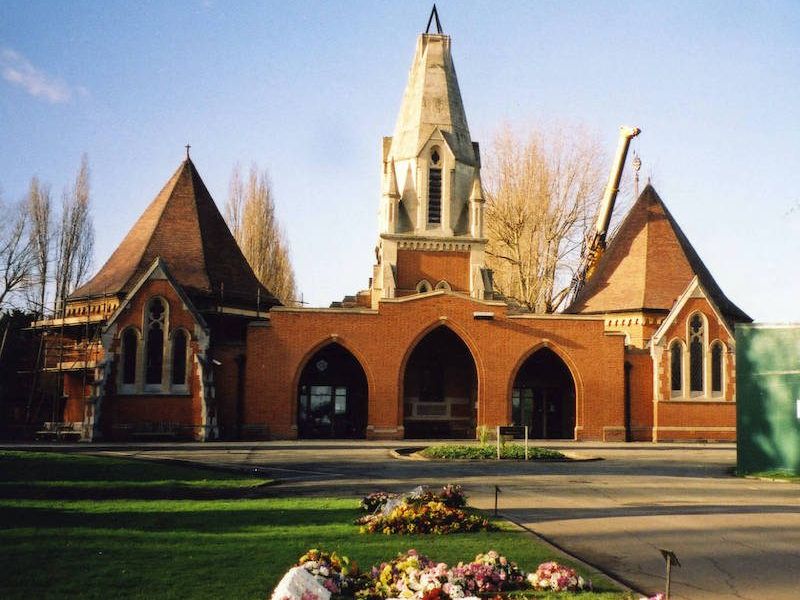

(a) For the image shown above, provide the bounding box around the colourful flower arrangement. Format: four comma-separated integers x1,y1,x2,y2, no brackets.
526,561,592,593
359,485,468,514
357,500,495,535
360,492,392,514
448,550,526,594
296,549,361,596
286,549,554,599
356,485,490,535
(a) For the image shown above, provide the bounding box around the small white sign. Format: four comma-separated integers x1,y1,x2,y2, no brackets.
796,399,800,420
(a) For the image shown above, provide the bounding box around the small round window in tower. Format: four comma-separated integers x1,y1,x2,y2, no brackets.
430,148,440,165
416,280,433,293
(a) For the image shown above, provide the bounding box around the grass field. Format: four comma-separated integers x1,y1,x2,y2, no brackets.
0,450,629,599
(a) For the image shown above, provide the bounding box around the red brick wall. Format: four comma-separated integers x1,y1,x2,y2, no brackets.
62,373,90,423
245,294,626,441
654,296,736,441
213,343,246,439
101,279,204,436
626,349,654,441
396,250,470,293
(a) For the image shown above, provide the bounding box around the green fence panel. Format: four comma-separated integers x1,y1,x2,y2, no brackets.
736,324,800,475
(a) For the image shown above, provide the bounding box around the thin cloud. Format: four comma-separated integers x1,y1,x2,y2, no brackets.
1,48,75,104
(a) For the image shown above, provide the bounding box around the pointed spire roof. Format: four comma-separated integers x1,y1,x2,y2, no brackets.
566,185,750,325
389,19,475,165
71,158,278,309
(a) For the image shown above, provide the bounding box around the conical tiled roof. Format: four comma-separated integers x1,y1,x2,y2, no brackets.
566,184,750,324
389,33,476,165
71,159,278,310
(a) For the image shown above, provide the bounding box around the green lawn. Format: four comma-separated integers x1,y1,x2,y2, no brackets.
0,450,628,599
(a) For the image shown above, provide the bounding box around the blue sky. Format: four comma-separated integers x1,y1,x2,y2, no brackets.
1,1,798,321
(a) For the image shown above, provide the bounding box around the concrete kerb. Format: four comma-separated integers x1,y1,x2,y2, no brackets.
500,515,643,598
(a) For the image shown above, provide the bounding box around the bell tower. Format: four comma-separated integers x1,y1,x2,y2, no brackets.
370,8,491,308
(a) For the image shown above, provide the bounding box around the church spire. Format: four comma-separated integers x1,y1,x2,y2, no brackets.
388,9,475,164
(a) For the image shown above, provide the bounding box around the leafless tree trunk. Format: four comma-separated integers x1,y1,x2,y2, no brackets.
483,125,606,313
27,177,52,318
54,154,94,315
225,164,298,306
0,197,34,310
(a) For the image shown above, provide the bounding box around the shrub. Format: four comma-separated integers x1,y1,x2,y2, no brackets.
420,444,565,460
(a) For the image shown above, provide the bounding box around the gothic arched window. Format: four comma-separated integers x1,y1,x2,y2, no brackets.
689,313,705,394
121,328,138,385
711,341,724,395
670,340,683,396
416,280,432,293
435,280,451,291
145,298,166,386
171,329,188,387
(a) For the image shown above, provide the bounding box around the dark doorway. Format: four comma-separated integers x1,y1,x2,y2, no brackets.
403,326,477,439
297,344,368,439
512,348,575,439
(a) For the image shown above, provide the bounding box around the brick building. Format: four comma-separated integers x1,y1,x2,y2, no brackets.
39,18,749,442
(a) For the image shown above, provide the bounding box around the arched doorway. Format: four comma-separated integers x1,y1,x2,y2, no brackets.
403,326,477,439
297,343,368,439
512,348,575,439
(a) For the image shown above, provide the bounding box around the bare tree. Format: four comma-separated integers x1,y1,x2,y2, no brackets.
0,197,34,310
54,154,94,314
225,164,298,306
27,177,52,318
483,125,606,313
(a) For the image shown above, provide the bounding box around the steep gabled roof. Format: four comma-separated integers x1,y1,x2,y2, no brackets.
71,158,278,310
566,184,750,325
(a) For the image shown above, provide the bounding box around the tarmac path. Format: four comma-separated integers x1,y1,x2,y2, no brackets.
16,441,800,600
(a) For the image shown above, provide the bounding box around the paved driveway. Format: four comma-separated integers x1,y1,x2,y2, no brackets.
22,441,799,600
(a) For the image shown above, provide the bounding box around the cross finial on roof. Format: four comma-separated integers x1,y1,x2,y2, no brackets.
185,143,191,159
426,4,443,34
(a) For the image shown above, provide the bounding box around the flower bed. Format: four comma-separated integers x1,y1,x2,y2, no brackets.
276,548,555,600
420,445,565,461
527,561,592,593
356,485,494,535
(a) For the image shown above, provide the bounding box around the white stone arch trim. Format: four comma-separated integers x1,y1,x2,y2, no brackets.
118,325,142,393
416,279,433,293
435,280,451,291
667,337,687,399
709,339,727,398
686,310,709,398
168,326,192,392
142,295,170,392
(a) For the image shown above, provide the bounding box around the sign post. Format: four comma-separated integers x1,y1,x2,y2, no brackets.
658,548,680,600
498,425,528,459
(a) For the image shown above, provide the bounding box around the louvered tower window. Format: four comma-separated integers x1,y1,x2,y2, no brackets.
428,147,442,224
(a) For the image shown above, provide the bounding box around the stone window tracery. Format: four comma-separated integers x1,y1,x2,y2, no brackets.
145,297,167,386
689,313,704,394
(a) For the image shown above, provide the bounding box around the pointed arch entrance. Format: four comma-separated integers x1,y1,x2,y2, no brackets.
511,347,576,439
297,343,368,439
403,326,477,439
